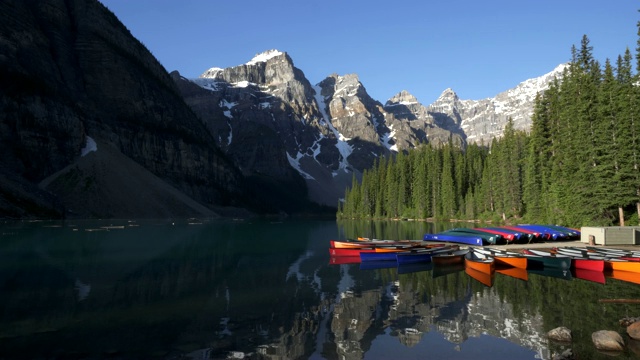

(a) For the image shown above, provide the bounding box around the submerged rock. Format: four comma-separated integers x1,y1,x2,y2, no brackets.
628,321,640,340
548,326,572,343
592,330,625,351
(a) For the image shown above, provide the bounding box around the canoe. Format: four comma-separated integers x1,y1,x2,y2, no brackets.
571,257,605,272
395,245,460,265
619,256,640,262
396,250,434,265
423,233,484,246
330,240,375,249
465,266,494,287
496,267,529,281
329,256,361,265
432,249,469,266
521,249,571,270
586,246,640,259
329,247,377,257
464,250,495,273
604,258,640,273
442,228,502,245
359,260,397,271
544,225,581,240
375,246,411,253
515,225,568,241
360,251,399,262
373,243,448,252
501,226,544,242
331,240,418,249
473,248,527,269
476,227,520,243
553,248,605,271
362,244,459,264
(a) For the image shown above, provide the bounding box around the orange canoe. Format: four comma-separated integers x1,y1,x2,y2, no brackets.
604,259,640,273
465,250,495,273
474,248,527,269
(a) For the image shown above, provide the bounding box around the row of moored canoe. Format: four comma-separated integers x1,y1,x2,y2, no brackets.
422,224,581,245
329,239,640,275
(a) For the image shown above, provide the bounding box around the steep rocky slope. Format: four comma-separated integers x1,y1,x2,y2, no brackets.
0,0,251,218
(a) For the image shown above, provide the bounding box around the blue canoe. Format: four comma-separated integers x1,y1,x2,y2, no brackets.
360,251,398,262
423,233,484,246
399,246,461,264
396,249,435,265
515,225,568,241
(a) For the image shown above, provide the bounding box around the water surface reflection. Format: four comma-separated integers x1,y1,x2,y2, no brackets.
0,219,638,359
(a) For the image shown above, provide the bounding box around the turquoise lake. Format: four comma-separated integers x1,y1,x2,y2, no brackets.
1,219,639,359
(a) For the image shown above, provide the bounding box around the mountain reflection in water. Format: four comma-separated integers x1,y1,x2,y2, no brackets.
0,219,638,359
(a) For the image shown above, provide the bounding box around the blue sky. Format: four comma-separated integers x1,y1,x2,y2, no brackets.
99,0,638,105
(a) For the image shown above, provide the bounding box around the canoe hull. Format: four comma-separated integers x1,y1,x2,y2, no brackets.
523,249,571,270
424,233,484,246
329,247,376,257
396,252,432,265
329,256,361,265
432,249,468,266
360,252,398,262
572,258,604,272
464,251,495,273
604,260,640,273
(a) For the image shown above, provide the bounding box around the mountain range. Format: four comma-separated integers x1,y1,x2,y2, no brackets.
174,50,566,207
0,0,565,219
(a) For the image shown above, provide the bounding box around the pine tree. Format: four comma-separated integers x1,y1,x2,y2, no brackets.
524,92,551,221
501,118,524,218
440,141,457,219
385,156,399,218
411,148,429,218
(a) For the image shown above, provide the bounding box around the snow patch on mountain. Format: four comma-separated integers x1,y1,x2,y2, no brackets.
81,136,97,156
381,125,398,152
246,49,283,65
286,152,315,180
313,84,353,175
190,77,221,91
219,100,237,119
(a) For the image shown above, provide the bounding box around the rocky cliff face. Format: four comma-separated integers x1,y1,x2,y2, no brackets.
177,52,399,206
0,0,254,218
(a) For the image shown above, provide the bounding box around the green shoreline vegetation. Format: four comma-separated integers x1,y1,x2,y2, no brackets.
338,25,640,228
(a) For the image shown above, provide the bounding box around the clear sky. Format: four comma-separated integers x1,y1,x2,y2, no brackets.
99,0,638,105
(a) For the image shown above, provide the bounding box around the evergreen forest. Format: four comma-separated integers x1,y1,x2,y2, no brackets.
337,28,640,227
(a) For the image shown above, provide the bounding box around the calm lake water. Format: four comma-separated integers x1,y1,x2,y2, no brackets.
1,218,639,359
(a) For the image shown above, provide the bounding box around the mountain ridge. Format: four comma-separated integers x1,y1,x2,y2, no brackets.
179,49,565,206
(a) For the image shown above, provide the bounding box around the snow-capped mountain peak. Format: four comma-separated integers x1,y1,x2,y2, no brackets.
246,49,284,65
